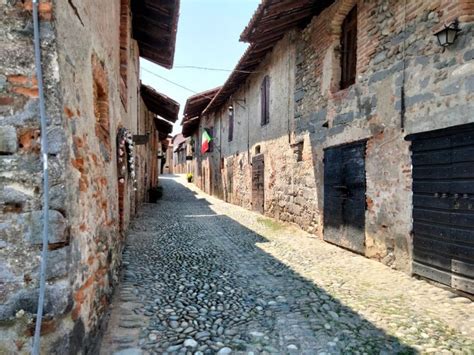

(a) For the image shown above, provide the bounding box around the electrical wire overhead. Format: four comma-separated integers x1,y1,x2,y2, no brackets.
173,65,262,74
141,67,218,101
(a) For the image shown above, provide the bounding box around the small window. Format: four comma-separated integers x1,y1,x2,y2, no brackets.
255,145,261,155
340,6,357,90
260,76,270,125
228,105,234,142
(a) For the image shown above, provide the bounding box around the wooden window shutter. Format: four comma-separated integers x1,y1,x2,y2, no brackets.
261,76,270,125
340,6,357,89
208,127,214,152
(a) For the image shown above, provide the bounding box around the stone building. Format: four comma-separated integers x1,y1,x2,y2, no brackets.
0,0,179,353
138,84,179,206
162,137,174,174
171,133,191,174
184,0,474,294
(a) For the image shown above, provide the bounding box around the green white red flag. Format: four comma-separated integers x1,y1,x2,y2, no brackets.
201,129,212,154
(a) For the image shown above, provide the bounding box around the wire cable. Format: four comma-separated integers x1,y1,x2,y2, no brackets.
173,65,262,74
141,67,218,101
141,67,215,99
32,0,50,354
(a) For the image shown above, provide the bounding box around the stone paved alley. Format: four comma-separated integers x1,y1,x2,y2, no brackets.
101,175,474,355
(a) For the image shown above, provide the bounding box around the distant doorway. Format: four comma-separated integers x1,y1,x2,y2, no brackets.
225,157,234,203
252,154,265,214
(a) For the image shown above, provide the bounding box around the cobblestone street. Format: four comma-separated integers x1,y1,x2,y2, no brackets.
101,175,474,355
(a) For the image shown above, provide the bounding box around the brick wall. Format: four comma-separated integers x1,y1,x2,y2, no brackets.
193,0,474,276
0,0,147,352
293,0,474,270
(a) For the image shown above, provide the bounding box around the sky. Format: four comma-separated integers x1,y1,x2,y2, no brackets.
140,0,260,135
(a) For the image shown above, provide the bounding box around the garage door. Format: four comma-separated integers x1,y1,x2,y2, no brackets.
408,123,474,294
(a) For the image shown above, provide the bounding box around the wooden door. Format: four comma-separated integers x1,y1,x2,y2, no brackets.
324,141,366,254
408,123,474,293
252,155,265,214
225,157,234,202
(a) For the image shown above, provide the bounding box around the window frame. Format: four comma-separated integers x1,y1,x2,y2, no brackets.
340,6,357,90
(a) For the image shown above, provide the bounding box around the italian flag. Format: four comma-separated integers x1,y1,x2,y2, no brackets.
201,129,212,154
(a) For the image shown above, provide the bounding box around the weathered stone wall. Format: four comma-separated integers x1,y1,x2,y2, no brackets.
163,143,174,174
0,1,71,353
193,0,474,275
136,96,162,204
199,34,320,229
53,0,143,351
294,0,474,271
0,0,147,352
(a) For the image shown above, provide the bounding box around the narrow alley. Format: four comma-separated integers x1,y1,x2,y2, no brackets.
101,175,473,355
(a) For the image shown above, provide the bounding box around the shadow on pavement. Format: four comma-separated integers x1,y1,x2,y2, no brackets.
127,175,416,353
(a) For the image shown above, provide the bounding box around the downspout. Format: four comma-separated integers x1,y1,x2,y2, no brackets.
32,0,50,354
246,82,250,163
400,0,407,131
219,110,222,196
287,33,293,144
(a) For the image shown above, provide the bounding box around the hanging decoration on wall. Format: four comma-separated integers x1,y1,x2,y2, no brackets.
117,127,138,191
201,129,212,154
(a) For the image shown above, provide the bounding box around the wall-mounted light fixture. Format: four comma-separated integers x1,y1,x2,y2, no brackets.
228,105,234,113
434,19,461,47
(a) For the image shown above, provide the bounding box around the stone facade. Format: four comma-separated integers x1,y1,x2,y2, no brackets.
188,0,474,281
0,1,177,353
293,0,474,271
173,134,193,175
136,96,165,205
162,139,174,174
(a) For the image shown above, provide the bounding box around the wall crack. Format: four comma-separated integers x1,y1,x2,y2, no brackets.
68,0,84,27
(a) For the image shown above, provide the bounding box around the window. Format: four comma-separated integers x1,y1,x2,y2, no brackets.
340,6,357,90
119,0,129,107
260,76,270,125
228,105,234,142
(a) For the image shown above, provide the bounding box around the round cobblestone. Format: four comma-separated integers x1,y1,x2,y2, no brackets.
101,175,474,354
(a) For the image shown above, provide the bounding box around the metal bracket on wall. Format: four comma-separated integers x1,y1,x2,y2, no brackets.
133,134,149,145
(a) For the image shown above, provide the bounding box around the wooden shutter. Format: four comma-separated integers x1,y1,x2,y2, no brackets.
228,109,234,142
208,127,214,152
260,76,270,125
340,6,357,89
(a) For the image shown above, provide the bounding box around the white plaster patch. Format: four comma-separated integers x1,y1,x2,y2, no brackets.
321,46,336,94
451,62,474,77
6,183,35,197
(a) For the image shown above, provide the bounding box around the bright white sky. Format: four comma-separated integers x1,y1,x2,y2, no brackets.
140,0,260,135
